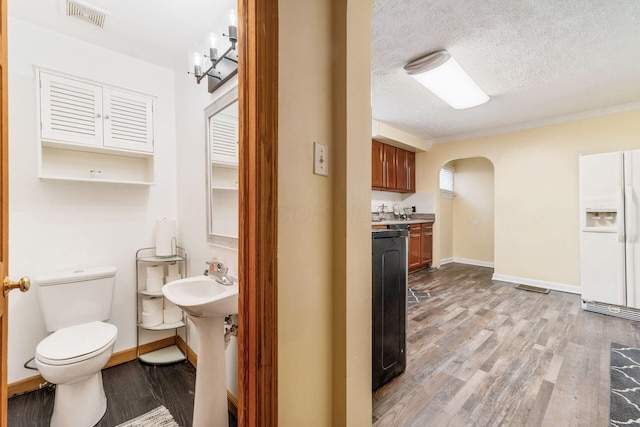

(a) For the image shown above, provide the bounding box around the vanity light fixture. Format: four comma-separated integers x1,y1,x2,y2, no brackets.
189,9,238,93
404,50,489,110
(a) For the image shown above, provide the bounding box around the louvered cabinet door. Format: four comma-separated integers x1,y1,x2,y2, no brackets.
40,73,103,147
103,88,154,153
209,112,238,165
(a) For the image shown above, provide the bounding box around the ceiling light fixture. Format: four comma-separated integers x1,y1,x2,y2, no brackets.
189,10,238,93
404,50,489,110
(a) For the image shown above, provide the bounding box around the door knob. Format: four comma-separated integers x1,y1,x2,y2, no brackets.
3,276,30,297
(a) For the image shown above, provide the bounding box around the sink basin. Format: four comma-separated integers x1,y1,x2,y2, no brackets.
162,275,238,318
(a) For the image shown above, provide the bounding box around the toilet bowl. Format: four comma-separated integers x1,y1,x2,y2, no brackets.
35,266,118,427
36,321,117,427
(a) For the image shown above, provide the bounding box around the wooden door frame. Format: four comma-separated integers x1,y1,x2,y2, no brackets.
0,0,8,424
237,0,278,425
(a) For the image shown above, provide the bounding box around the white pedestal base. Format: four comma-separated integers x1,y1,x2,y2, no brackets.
189,315,229,427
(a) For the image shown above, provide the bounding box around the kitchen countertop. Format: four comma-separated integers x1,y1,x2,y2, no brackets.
371,213,435,226
372,219,434,225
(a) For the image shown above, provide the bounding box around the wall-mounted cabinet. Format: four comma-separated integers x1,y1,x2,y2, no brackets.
37,69,156,185
372,139,415,193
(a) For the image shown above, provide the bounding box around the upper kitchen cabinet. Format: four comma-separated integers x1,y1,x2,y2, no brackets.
372,140,385,188
371,139,415,193
396,149,415,193
37,69,156,185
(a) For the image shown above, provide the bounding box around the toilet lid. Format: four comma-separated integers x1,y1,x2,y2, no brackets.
36,321,117,366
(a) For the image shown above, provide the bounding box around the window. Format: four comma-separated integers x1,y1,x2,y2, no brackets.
440,166,455,198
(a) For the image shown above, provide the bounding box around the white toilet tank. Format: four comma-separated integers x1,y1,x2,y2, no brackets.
36,266,117,332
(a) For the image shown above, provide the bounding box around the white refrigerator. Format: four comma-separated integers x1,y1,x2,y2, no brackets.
580,150,640,316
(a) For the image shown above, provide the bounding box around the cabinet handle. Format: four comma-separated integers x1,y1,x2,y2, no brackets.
385,163,388,186
105,115,110,119
96,113,102,118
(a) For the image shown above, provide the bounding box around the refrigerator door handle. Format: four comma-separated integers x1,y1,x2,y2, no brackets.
618,185,626,242
626,184,638,243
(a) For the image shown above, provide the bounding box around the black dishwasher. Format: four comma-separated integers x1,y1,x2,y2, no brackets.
372,228,408,391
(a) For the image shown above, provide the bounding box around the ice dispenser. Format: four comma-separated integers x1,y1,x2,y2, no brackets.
584,208,617,231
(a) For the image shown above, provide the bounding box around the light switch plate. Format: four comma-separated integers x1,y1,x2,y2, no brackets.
314,142,328,176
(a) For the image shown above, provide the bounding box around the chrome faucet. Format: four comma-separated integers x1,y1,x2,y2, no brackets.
205,260,234,285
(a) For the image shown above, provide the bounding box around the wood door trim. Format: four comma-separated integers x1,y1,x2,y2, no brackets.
237,0,278,426
1,0,9,423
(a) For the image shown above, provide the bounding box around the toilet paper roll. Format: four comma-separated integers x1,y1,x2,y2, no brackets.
155,219,177,257
142,311,163,328
164,298,179,311
142,297,163,313
146,265,164,279
167,263,180,276
146,277,164,292
165,274,182,284
163,308,183,324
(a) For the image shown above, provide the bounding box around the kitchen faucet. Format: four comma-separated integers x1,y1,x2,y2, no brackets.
205,260,234,285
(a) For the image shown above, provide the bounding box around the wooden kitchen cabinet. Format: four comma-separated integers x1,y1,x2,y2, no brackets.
372,139,415,193
372,140,385,188
421,223,433,267
383,144,397,189
408,225,422,270
396,150,415,192
409,222,433,272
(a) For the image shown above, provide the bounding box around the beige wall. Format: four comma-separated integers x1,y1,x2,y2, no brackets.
372,120,430,152
417,109,640,290
452,157,495,264
439,196,454,261
278,0,372,425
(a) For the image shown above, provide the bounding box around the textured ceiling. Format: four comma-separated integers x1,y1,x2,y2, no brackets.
10,0,640,143
372,0,640,142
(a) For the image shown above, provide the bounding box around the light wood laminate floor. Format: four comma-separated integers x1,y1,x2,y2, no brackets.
373,263,640,426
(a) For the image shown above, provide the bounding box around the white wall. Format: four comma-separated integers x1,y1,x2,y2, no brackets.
7,18,177,383
371,190,435,214
173,66,239,396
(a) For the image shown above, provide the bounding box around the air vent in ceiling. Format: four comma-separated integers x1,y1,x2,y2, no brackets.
66,0,109,29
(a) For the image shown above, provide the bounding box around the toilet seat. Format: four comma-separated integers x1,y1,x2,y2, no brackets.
36,321,117,366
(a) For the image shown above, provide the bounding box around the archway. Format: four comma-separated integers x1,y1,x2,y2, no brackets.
437,157,495,269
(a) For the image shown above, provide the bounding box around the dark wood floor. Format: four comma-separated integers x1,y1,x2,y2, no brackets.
373,263,640,426
8,360,238,427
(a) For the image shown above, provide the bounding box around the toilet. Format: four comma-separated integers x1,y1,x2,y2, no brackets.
34,266,118,427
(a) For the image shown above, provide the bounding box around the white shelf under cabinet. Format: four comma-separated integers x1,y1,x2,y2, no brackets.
39,146,154,185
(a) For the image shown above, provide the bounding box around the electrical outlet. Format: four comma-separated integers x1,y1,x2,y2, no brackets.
314,142,328,176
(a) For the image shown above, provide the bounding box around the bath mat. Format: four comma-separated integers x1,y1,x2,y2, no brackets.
116,405,180,427
610,343,640,426
408,288,431,307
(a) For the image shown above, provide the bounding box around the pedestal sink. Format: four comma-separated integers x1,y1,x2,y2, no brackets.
162,275,238,427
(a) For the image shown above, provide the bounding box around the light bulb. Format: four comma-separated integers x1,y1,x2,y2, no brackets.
209,33,218,49
229,9,237,27
193,52,202,66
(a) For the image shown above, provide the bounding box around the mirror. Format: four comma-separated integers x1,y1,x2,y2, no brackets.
205,86,239,246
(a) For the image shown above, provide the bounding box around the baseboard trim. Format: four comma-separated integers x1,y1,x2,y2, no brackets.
439,257,454,265
8,337,239,416
492,273,580,295
450,257,494,268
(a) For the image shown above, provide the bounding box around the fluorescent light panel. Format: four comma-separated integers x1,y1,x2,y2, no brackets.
404,51,489,110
